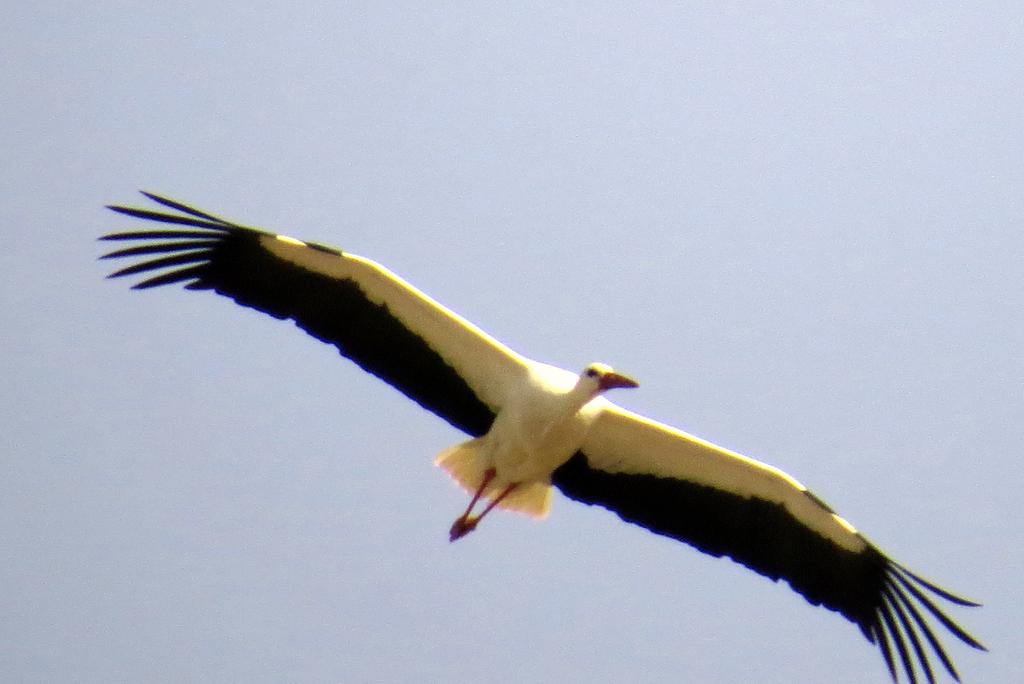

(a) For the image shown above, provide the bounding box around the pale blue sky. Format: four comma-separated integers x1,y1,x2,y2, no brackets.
3,4,1021,682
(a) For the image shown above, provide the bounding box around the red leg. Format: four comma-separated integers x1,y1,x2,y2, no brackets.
449,469,495,541
462,468,495,518
475,483,518,521
449,480,518,542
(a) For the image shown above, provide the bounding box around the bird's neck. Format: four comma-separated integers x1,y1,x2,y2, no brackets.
562,384,600,417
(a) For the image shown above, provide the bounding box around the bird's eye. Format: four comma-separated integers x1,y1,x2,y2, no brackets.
585,368,598,377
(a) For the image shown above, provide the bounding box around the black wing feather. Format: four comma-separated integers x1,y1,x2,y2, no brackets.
101,192,496,437
552,452,984,683
885,592,934,684
100,240,220,259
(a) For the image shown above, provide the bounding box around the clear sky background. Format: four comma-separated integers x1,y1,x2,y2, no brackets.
3,4,1021,683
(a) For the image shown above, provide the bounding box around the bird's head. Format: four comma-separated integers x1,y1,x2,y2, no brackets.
579,362,639,396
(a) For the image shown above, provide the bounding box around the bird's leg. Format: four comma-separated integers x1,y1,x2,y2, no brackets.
449,468,496,541
474,483,518,521
449,480,518,542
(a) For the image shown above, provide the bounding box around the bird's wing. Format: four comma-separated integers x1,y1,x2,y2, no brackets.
101,192,527,436
552,402,984,684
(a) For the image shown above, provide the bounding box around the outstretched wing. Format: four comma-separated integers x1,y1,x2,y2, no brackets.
552,403,984,684
101,192,527,436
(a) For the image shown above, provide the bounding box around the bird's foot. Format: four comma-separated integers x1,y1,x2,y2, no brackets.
449,515,478,542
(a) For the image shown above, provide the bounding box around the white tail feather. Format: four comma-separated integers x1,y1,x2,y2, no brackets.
497,481,551,519
435,438,490,494
435,439,552,519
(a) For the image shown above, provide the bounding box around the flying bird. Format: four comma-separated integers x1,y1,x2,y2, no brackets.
101,192,984,683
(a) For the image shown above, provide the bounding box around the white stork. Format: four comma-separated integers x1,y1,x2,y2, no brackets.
101,192,984,683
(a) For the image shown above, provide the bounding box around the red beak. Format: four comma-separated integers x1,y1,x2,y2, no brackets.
598,372,639,391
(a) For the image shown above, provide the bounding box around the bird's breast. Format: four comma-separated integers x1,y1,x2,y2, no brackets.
486,395,601,484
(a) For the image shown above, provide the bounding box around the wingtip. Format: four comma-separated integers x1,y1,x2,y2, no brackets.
894,563,984,608
105,204,135,218
103,190,161,213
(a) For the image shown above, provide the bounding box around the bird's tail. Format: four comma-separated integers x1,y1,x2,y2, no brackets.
435,439,551,519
